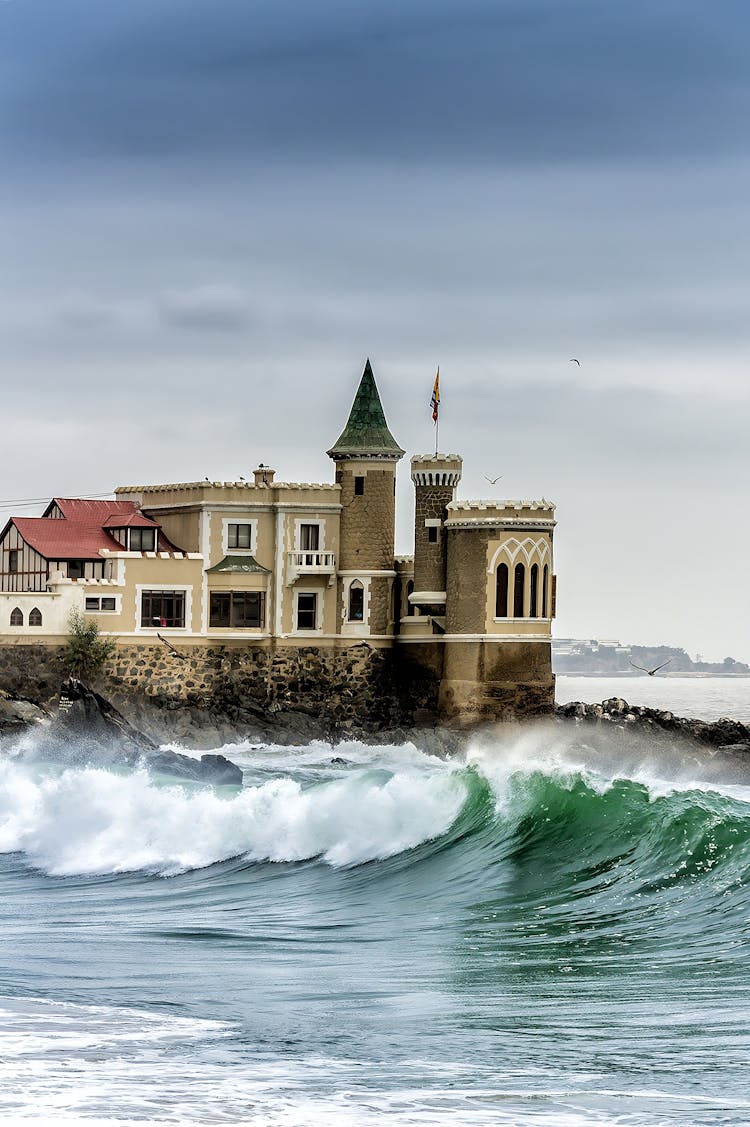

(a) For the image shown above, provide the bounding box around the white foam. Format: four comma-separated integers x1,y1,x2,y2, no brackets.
0,757,467,876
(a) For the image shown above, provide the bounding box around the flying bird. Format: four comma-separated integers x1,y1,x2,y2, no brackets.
629,658,673,676
157,632,187,661
484,474,503,485
569,358,581,366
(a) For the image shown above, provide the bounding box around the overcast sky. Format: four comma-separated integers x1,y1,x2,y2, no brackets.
2,0,749,661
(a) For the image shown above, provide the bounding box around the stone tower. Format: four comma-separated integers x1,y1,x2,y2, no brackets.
409,454,463,617
327,360,405,639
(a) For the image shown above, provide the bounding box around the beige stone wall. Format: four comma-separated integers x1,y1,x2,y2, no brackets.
439,639,554,724
445,527,492,634
336,460,396,572
413,484,453,594
87,555,205,635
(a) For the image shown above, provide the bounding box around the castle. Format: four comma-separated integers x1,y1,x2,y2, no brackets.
0,362,556,726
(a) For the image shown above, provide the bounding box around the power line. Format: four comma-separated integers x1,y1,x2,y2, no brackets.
0,490,115,512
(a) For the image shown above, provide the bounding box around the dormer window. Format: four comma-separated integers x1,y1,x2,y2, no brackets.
129,528,156,552
109,527,157,551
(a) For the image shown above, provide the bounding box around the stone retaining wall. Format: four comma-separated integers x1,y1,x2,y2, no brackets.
0,641,442,741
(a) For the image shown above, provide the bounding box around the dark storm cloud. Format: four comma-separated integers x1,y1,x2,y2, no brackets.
4,0,750,166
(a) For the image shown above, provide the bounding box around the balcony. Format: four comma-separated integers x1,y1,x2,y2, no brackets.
287,550,337,586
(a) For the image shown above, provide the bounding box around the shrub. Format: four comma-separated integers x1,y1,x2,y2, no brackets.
64,609,116,680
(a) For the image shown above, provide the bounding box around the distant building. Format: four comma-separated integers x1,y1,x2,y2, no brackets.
0,361,557,723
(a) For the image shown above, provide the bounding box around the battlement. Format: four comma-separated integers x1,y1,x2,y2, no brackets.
410,454,463,487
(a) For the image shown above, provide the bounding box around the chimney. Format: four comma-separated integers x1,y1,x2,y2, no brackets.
253,464,275,486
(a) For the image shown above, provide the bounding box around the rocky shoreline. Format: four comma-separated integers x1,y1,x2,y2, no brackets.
2,684,749,778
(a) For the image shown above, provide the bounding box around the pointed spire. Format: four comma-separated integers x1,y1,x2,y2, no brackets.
327,359,405,460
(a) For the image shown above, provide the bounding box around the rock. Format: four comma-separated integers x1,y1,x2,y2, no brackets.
555,698,750,755
0,691,47,731
147,750,243,786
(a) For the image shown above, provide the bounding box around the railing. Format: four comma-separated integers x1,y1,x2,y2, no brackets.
288,550,336,573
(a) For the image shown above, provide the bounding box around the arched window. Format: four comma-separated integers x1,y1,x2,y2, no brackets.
10,608,23,626
348,580,364,622
529,564,539,618
542,565,549,618
513,563,525,617
406,580,415,616
495,563,508,618
29,607,42,627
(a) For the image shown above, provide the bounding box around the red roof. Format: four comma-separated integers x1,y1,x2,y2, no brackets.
8,499,163,561
12,517,123,560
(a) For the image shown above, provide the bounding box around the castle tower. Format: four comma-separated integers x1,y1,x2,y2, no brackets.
327,360,405,639
409,454,462,617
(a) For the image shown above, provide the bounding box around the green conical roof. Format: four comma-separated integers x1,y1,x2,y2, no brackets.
327,360,405,460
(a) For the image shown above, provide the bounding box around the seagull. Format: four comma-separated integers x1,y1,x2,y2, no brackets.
569,358,581,366
484,474,503,485
157,632,187,661
629,658,673,676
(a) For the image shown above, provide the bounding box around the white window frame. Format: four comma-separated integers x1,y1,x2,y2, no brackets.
222,518,258,555
135,584,192,633
84,594,121,614
294,519,325,552
294,588,322,632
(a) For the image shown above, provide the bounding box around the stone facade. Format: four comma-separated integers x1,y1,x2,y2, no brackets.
0,360,557,733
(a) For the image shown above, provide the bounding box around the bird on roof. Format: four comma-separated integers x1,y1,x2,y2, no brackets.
569,358,581,366
484,474,502,485
157,633,187,661
629,658,673,676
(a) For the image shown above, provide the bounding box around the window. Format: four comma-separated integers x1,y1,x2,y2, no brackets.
427,526,438,544
495,563,508,618
529,564,539,618
9,608,22,626
210,591,265,629
227,524,253,550
299,524,320,551
406,579,415,616
141,590,185,629
86,596,117,612
513,563,525,618
348,581,364,622
68,561,85,580
296,592,318,630
129,528,156,552
8,550,18,573
29,607,42,627
542,565,549,618
354,476,365,496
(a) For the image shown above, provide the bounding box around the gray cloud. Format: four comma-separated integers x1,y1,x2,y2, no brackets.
4,0,750,167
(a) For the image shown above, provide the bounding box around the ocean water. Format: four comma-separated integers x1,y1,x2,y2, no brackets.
556,675,750,723
2,680,750,1125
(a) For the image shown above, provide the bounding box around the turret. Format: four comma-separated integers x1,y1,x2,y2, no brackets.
409,454,462,614
327,360,404,637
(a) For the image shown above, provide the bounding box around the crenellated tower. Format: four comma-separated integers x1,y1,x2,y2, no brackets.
409,454,462,618
327,360,404,639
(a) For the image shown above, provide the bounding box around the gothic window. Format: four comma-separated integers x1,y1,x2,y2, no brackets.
348,581,364,622
529,564,539,618
29,607,42,627
406,580,415,616
495,563,509,618
542,565,549,618
513,563,525,618
10,608,22,626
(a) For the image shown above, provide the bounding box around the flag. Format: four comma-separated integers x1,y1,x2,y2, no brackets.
430,367,440,423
